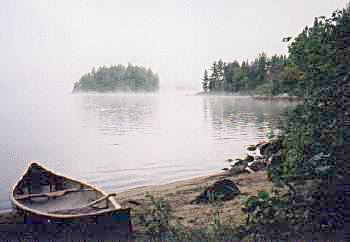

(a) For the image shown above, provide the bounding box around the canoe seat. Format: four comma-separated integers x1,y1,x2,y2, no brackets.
79,193,117,209
15,187,93,200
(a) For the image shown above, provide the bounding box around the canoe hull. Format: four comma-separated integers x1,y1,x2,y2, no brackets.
13,204,131,226
10,161,132,232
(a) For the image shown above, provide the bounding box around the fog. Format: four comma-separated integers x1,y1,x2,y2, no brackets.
0,0,348,94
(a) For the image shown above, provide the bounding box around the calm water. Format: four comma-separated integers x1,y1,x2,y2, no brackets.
0,91,294,210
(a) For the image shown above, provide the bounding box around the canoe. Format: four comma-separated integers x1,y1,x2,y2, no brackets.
10,161,132,228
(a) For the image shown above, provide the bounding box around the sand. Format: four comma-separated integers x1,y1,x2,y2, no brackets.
117,170,271,229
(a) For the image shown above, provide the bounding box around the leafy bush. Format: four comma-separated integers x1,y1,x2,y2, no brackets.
138,193,175,240
241,4,350,238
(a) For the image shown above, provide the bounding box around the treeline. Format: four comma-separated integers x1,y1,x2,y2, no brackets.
201,20,337,97
73,64,159,93
202,55,296,96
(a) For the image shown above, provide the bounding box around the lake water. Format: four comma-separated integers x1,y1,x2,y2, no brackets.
0,91,294,210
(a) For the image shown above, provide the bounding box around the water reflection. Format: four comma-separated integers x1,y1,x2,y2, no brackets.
78,94,159,136
203,96,295,141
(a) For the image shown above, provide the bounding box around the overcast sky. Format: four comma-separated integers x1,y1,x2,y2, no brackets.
0,0,348,93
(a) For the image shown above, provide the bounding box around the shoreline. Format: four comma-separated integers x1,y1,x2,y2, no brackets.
117,170,271,229
0,170,270,225
195,91,303,101
0,168,271,241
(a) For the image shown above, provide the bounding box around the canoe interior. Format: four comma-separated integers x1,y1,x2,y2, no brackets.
13,163,117,216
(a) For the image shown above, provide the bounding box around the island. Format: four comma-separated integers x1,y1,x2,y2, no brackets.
73,64,159,93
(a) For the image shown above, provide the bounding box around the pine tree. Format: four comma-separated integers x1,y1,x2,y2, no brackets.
202,70,209,92
209,61,219,91
217,59,225,91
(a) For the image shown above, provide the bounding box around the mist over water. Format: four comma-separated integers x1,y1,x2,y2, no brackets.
0,91,294,210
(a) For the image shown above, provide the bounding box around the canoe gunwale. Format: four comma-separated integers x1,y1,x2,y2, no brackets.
10,161,124,219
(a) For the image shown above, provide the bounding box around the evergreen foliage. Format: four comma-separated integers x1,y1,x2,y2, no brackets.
202,55,292,95
73,64,159,92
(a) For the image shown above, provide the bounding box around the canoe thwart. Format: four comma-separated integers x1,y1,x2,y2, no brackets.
15,188,94,200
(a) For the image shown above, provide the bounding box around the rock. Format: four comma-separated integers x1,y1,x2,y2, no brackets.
234,158,245,164
249,161,267,172
260,140,283,157
233,156,252,167
245,167,255,173
226,158,234,162
255,156,264,161
247,145,257,151
260,142,270,156
244,155,254,162
222,168,229,171
229,165,248,175
234,161,245,167
191,179,240,204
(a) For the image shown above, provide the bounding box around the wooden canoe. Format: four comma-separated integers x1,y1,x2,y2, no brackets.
10,161,132,227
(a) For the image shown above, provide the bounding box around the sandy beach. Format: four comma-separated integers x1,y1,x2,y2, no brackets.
118,170,271,230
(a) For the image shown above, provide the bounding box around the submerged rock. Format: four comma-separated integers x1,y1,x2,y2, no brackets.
191,179,240,204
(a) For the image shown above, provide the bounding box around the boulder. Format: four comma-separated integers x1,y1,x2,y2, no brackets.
191,179,240,204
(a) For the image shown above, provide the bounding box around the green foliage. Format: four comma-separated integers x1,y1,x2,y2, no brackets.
203,54,295,96
288,17,337,97
202,69,209,92
253,83,273,96
139,193,174,239
272,11,339,181
136,192,246,241
242,187,317,240
242,4,350,238
73,64,159,93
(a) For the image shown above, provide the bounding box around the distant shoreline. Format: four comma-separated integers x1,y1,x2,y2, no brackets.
195,91,303,101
